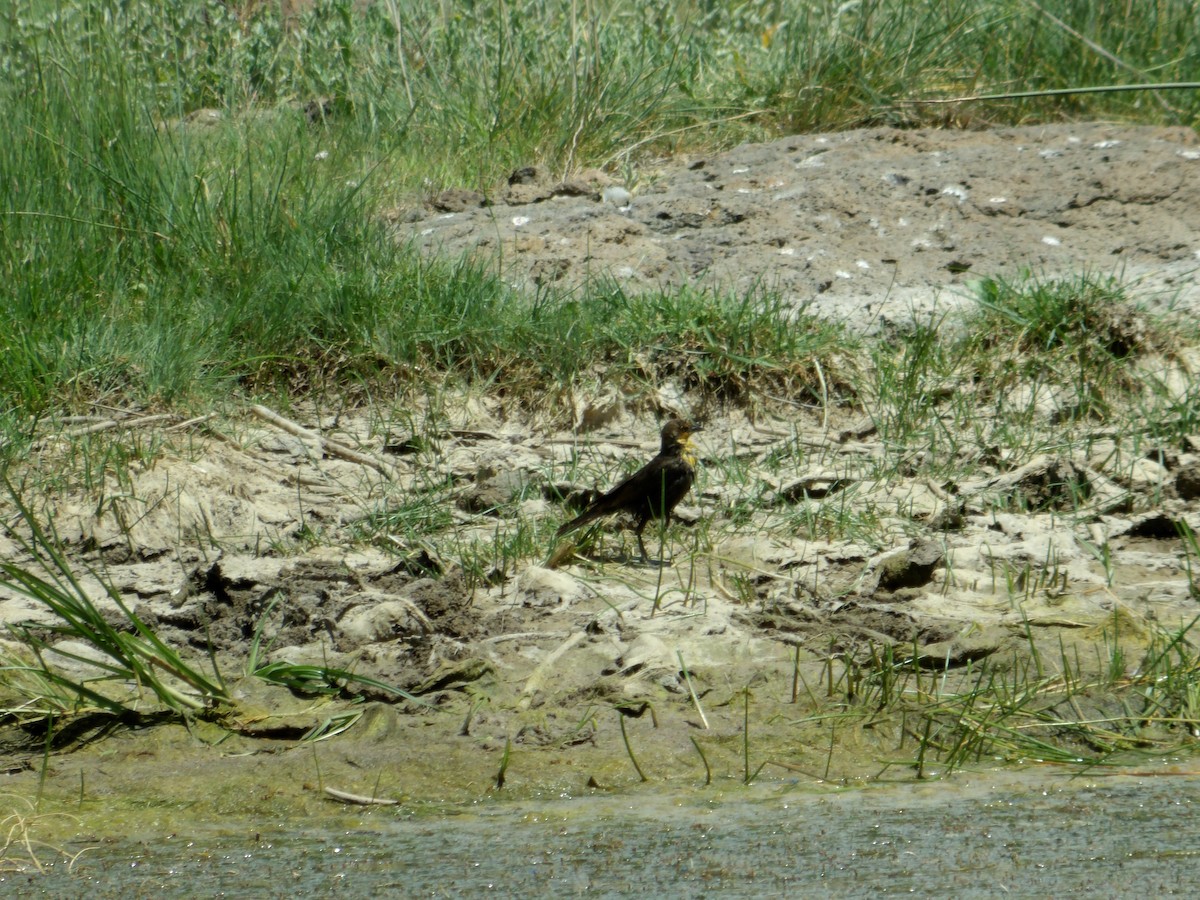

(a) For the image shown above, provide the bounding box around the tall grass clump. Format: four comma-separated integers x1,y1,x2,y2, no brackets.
702,0,1200,131
0,489,229,720
522,283,852,406
864,318,965,471
843,271,1197,528
2,1,1198,426
0,25,384,411
0,3,847,423
0,20,851,422
819,618,1200,776
967,274,1172,424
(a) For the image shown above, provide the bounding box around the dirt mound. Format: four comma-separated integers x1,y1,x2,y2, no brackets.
398,124,1200,329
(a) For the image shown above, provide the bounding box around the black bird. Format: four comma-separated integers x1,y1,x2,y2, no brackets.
555,419,700,561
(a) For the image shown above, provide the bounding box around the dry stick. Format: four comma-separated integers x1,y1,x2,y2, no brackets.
519,631,586,709
64,413,177,438
323,787,399,806
167,413,218,432
812,357,829,433
677,650,709,729
1024,0,1179,115
562,0,584,177
382,0,415,109
121,413,176,429
249,404,400,481
62,420,118,437
898,82,1200,106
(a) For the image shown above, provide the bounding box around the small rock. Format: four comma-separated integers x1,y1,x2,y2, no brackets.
618,634,676,679
413,658,493,694
508,166,543,185
875,540,944,592
1125,456,1169,491
337,596,432,646
553,179,598,198
458,466,531,514
431,188,486,212
506,183,554,205
913,628,1008,669
1175,463,1200,500
602,186,632,207
516,566,588,607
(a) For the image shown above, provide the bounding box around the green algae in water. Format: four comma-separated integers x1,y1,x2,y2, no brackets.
15,771,1200,897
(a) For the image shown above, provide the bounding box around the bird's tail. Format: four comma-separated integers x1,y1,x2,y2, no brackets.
555,507,603,539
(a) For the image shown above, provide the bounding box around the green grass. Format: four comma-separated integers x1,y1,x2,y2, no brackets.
853,273,1197,488
771,612,1200,778
2,0,1199,423
0,486,229,719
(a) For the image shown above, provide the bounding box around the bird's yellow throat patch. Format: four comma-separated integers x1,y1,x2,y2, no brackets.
681,437,698,468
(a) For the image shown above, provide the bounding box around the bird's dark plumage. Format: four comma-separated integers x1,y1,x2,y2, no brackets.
556,419,700,560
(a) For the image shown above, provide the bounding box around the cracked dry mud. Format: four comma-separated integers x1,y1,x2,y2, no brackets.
3,123,1200,799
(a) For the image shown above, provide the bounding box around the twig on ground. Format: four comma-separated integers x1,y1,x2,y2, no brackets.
323,787,399,806
250,404,401,481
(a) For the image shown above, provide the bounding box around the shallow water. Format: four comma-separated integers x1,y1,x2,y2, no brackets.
14,768,1200,897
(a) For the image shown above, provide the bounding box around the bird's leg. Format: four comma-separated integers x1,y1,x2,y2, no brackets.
636,517,673,564
633,513,652,564
654,513,671,564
